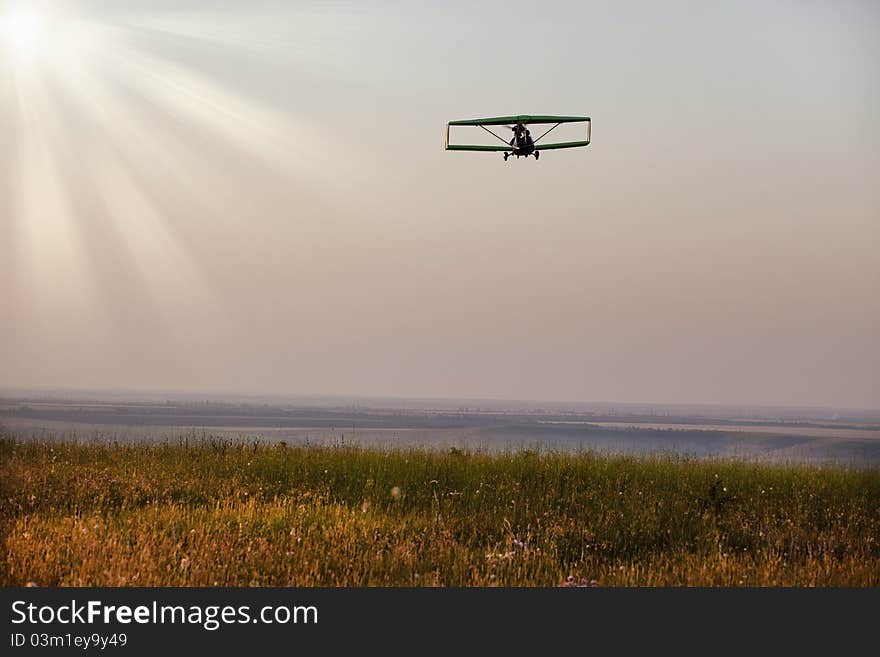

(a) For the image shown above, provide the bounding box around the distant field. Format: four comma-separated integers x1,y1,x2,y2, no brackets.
2,433,878,586
4,403,880,465
573,421,880,440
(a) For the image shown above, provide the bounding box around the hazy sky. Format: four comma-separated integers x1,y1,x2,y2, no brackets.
1,0,878,408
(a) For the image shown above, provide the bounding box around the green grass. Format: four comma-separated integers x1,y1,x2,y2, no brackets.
2,434,878,586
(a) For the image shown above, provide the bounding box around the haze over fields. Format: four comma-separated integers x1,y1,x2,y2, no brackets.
1,1,878,409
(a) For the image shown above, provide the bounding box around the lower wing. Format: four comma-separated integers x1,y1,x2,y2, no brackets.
531,140,590,150
445,144,510,151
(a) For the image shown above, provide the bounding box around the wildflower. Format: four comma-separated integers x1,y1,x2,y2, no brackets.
390,486,401,500
361,500,371,513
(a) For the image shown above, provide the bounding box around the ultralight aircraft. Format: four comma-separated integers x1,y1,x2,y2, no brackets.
445,115,590,161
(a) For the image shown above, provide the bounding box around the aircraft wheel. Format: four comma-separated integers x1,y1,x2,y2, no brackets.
503,152,509,161
535,151,540,160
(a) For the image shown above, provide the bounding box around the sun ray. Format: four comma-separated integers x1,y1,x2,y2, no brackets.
38,37,237,285
88,146,225,325
10,77,103,347
101,3,369,82
91,34,341,189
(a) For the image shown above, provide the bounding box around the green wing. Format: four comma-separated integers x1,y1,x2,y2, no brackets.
445,144,510,152
533,140,590,150
448,115,589,126
445,142,588,152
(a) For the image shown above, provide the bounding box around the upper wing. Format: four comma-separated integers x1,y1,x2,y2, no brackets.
448,115,590,127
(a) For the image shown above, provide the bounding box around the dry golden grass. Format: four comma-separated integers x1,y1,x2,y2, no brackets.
2,435,878,586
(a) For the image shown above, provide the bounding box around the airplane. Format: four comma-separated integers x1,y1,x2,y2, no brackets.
444,115,590,161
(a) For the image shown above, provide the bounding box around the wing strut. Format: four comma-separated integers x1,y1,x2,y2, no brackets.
533,122,561,144
479,124,512,146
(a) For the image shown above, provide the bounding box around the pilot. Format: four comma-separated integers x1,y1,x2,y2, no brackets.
524,129,534,148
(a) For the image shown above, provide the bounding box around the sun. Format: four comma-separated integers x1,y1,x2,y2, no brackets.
1,9,45,58
0,5,95,71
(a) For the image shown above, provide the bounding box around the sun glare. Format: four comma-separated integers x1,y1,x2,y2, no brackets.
3,2,351,344
0,5,90,65
1,10,45,58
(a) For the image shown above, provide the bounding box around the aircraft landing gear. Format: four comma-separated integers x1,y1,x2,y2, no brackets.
503,152,509,161
534,151,540,160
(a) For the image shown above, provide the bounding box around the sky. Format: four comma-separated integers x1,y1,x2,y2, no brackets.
0,0,878,409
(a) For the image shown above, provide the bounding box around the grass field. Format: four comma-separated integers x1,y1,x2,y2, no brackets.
2,434,878,586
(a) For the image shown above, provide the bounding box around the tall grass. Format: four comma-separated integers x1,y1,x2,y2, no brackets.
1,435,878,586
